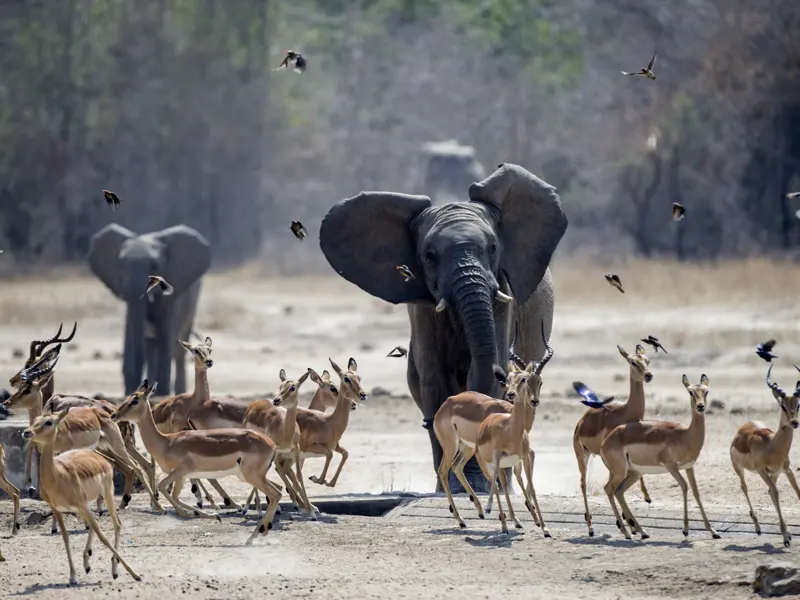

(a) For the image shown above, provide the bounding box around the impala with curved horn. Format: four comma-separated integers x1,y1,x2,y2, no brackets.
729,365,800,547
432,321,553,536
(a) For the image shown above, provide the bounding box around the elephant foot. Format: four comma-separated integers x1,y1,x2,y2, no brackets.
439,470,491,495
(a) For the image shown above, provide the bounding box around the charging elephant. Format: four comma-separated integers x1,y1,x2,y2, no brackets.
320,163,568,493
88,223,211,396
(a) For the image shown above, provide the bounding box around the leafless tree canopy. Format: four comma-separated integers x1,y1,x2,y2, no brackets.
1,0,798,270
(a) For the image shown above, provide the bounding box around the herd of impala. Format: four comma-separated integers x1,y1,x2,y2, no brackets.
0,321,798,585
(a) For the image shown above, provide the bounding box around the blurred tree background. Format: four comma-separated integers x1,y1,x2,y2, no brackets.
1,0,799,271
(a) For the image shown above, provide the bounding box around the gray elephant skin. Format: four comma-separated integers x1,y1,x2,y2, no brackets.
88,223,211,396
319,163,568,492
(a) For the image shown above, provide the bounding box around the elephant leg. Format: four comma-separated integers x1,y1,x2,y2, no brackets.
154,302,175,395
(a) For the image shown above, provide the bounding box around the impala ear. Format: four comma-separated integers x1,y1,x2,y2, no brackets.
635,344,647,357
682,374,690,389
279,369,287,382
321,370,331,382
329,358,343,377
348,357,358,372
700,374,709,387
297,371,310,386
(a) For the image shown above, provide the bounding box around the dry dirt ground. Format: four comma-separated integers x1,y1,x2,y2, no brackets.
0,259,798,598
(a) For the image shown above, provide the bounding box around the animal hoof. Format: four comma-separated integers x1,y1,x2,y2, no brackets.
215,514,222,523
85,567,91,574
69,578,78,586
459,522,466,529
224,498,233,507
712,532,721,540
641,533,650,540
682,529,689,537
14,522,20,532
122,493,132,505
51,528,58,535
485,508,492,515
515,523,523,529
784,539,791,548
27,487,36,498
196,502,203,509
134,575,142,582
544,531,552,539
193,510,200,516
645,498,652,504
190,483,198,494
478,514,485,520
113,573,119,580
588,530,594,537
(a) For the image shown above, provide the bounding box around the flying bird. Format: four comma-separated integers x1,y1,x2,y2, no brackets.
141,275,174,298
290,221,307,240
396,265,415,282
755,339,778,362
605,273,625,293
386,346,408,358
573,381,616,410
640,335,668,354
786,192,800,199
672,203,685,221
275,50,307,73
621,51,658,80
103,189,123,211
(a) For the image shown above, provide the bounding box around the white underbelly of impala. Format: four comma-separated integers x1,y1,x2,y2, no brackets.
629,460,696,475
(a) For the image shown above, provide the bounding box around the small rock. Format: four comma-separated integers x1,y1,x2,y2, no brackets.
753,562,800,597
710,399,725,410
92,350,103,360
360,342,375,351
261,346,274,354
11,348,23,359
370,386,391,397
730,407,745,415
283,306,293,315
26,511,52,526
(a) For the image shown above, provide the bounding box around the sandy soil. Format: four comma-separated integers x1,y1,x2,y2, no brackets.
0,260,798,598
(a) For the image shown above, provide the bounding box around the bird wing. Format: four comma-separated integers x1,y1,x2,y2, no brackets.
620,71,637,76
573,381,599,404
276,56,290,69
647,51,657,71
763,339,777,352
612,274,621,284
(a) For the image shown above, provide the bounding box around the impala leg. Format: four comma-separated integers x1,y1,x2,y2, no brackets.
452,445,484,518
126,443,158,503
241,487,256,516
498,468,521,529
25,445,36,497
52,509,77,585
290,449,317,519
157,469,220,520
325,444,349,487
639,478,652,504
437,444,467,528
784,465,800,501
307,446,334,485
206,479,240,509
77,506,140,581
601,448,631,540
82,517,95,575
685,468,719,539
275,460,301,510
523,449,550,538
758,468,790,547
513,463,539,527
573,436,594,537
489,452,507,534
733,462,760,534
0,475,21,535
664,464,690,538
614,471,648,539
246,475,282,545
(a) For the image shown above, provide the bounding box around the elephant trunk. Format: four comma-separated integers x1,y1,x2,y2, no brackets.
449,262,498,395
123,299,146,394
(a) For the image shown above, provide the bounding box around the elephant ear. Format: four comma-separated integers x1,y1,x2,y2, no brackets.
319,192,432,304
468,163,568,305
87,223,136,299
154,225,211,297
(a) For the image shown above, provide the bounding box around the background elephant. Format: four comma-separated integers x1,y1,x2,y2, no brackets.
320,163,568,493
408,139,487,205
88,223,211,397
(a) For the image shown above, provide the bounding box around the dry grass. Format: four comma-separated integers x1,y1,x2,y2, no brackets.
554,257,800,307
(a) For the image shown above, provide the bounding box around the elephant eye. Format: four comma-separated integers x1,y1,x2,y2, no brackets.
489,243,497,254
424,249,436,262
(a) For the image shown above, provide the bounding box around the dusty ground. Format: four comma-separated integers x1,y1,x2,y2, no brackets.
0,258,798,598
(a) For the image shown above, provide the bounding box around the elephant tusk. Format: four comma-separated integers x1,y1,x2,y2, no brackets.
495,290,513,303
435,298,447,313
